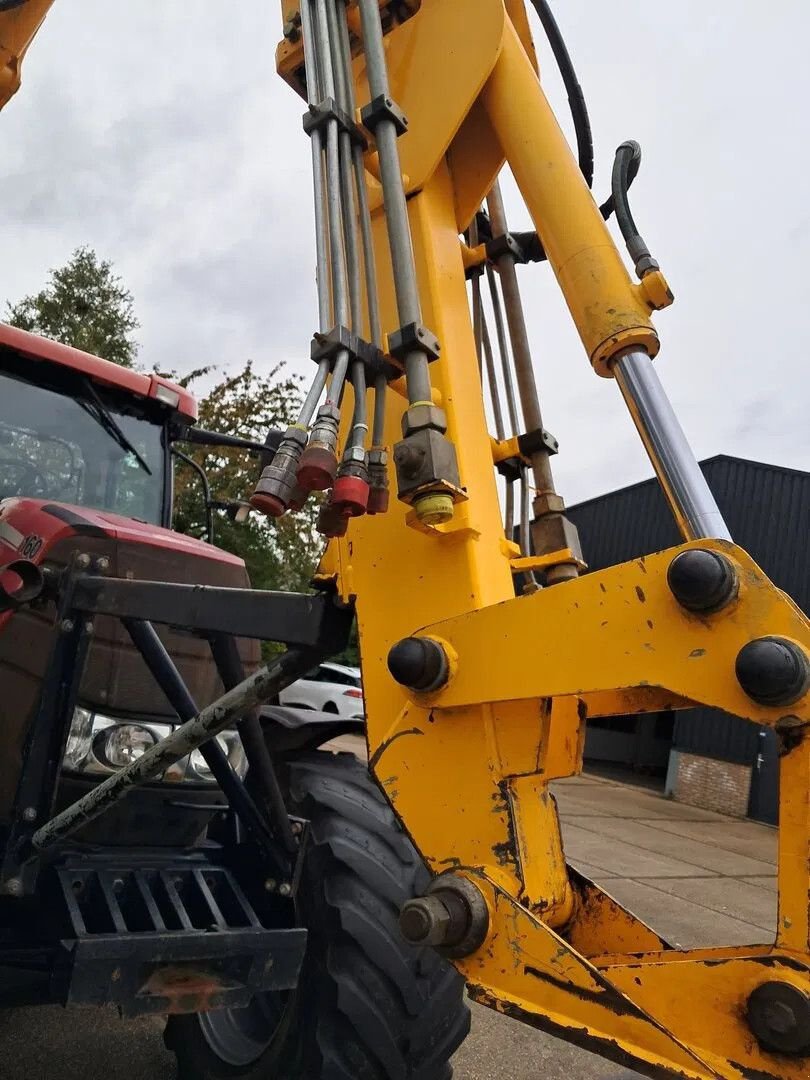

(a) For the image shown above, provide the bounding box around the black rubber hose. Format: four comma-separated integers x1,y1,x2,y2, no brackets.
529,0,594,189
606,139,653,273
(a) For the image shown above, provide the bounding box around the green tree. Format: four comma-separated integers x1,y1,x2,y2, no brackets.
172,361,323,595
6,246,139,367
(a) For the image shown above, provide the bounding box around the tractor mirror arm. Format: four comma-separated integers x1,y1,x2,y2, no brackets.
175,426,283,458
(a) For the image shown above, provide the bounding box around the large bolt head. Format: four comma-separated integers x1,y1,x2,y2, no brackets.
388,637,449,693
667,549,738,613
399,895,451,946
736,637,810,706
747,981,810,1056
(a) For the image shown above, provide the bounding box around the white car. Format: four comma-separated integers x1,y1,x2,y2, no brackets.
279,661,365,718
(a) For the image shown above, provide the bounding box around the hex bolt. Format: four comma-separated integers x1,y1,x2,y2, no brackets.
747,981,810,1056
5,878,22,897
667,549,738,613
75,553,91,569
22,807,36,823
96,556,111,573
264,878,277,893
400,895,452,947
400,875,489,958
736,637,810,707
388,637,449,693
278,883,292,897
60,619,74,634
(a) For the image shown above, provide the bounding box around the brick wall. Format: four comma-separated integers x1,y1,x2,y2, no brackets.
671,751,752,818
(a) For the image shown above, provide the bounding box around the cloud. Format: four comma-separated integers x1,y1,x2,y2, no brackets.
0,0,806,507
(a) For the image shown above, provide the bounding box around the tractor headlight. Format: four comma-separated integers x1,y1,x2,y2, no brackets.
62,707,247,785
93,723,157,769
187,732,247,783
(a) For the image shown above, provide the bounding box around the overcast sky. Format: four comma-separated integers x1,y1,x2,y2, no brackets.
1,1,807,505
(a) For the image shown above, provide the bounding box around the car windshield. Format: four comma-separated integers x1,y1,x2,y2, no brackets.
0,369,166,524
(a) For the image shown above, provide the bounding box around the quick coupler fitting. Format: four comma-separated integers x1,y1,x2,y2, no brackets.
367,447,390,516
286,484,309,514
250,426,308,518
317,496,350,539
297,404,340,493
331,448,370,518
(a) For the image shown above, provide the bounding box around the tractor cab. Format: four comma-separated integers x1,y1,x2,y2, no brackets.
0,323,195,528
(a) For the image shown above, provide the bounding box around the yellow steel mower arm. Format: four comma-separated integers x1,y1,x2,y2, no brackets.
0,0,54,111
270,2,810,1078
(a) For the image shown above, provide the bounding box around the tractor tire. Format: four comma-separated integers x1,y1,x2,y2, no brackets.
165,751,470,1079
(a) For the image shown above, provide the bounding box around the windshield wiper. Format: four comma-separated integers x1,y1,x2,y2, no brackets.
79,378,152,475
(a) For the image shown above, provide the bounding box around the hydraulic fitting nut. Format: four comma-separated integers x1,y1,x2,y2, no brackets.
341,445,368,466
367,448,390,516
250,427,307,517
532,491,566,517
367,485,390,516
317,500,349,539
401,403,448,438
297,407,340,493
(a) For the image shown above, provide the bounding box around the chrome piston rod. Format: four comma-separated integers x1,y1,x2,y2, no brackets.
614,350,731,542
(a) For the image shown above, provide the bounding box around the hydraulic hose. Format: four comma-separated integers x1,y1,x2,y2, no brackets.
607,139,653,275
505,4,643,267
528,0,593,189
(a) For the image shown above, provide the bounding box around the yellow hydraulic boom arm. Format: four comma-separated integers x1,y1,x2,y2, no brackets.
0,0,54,111
9,2,810,1077
265,3,810,1078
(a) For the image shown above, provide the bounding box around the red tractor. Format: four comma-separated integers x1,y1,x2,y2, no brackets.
0,324,468,1079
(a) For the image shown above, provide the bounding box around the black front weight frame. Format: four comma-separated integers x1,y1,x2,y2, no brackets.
2,559,353,892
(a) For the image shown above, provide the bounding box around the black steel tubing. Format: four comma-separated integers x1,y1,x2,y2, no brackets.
209,634,298,855
122,619,278,857
31,640,311,853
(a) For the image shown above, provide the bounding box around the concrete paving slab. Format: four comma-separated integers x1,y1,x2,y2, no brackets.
561,822,718,879
564,814,776,877
741,875,778,893
600,878,772,948
636,875,776,932
552,783,727,822
568,858,623,880
644,817,777,865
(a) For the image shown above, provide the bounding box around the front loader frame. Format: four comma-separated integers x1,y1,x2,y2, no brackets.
277,2,810,1077
0,550,352,1013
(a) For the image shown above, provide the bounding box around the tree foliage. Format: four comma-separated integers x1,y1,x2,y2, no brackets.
173,362,323,594
6,247,139,367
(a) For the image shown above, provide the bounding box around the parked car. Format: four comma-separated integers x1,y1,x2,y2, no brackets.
279,661,365,717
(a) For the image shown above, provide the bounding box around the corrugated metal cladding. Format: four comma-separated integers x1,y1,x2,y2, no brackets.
567,456,810,775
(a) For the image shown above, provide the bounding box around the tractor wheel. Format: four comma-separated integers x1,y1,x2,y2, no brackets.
164,751,470,1079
